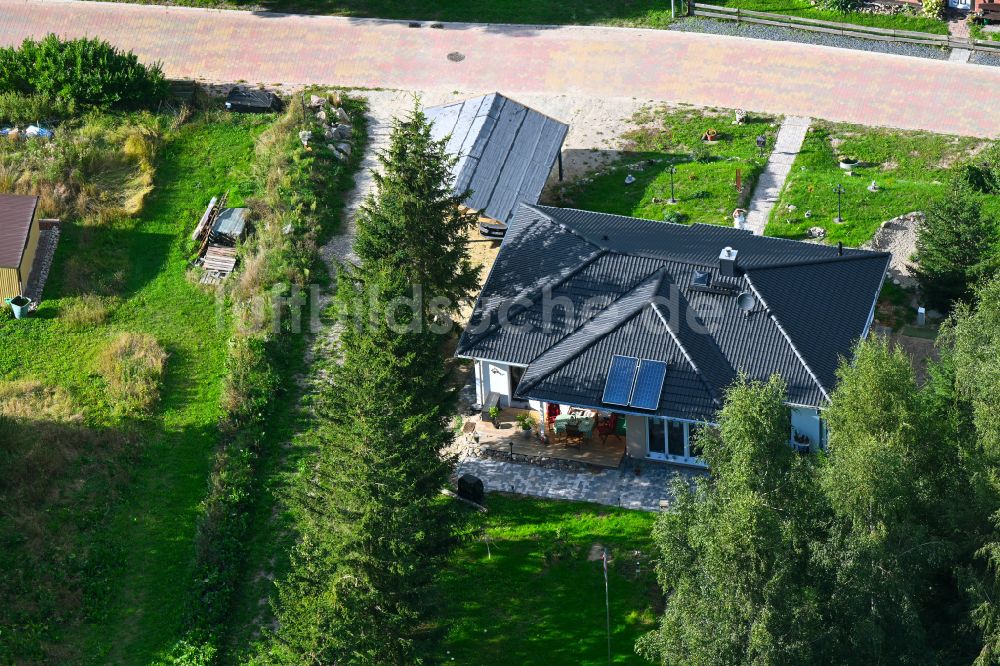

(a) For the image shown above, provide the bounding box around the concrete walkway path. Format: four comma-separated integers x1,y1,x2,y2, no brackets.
455,456,703,512
1,0,999,137
745,116,810,236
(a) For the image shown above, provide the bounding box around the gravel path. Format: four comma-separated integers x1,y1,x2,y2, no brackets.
669,17,950,60
971,50,1000,67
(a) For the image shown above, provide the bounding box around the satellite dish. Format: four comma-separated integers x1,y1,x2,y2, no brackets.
736,292,756,315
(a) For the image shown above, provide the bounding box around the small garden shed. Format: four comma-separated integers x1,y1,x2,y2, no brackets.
0,194,40,301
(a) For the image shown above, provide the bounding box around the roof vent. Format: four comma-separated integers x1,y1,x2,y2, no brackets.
719,246,739,278
692,270,711,288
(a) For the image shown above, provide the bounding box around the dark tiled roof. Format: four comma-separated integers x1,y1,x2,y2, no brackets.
0,194,38,268
456,204,890,418
425,93,568,225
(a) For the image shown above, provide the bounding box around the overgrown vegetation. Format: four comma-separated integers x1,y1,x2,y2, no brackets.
766,122,997,246
0,35,167,116
555,105,776,227
169,89,367,662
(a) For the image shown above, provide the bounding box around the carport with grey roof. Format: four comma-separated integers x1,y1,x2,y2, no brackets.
425,93,568,226
456,204,890,422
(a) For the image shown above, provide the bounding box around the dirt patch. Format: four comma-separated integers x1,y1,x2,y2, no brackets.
891,332,938,384
587,542,607,561
863,211,922,288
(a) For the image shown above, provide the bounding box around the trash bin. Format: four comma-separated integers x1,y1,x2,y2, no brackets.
457,474,485,504
5,295,32,319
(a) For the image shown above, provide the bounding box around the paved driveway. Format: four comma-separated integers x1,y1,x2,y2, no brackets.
1,0,999,137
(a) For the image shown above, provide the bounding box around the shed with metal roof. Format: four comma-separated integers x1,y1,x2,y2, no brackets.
425,93,568,227
0,194,40,300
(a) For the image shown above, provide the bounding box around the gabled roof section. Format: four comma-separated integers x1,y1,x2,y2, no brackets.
459,204,889,414
426,93,568,225
746,254,890,391
0,194,38,268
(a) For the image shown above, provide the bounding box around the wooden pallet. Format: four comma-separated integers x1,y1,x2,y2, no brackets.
202,245,237,273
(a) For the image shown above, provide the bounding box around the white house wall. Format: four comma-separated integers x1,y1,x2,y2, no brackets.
791,406,822,451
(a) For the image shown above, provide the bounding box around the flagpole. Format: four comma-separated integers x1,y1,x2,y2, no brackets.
603,549,612,665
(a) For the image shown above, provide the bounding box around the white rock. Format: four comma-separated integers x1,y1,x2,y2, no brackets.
308,94,324,108
336,107,349,123
336,142,352,156
316,110,327,121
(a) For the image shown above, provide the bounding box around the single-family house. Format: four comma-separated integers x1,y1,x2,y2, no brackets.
0,194,41,301
426,93,568,237
455,204,890,467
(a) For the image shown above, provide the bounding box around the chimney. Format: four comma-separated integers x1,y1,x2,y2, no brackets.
719,246,739,278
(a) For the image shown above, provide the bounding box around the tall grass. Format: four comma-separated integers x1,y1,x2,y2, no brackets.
97,332,168,414
0,112,162,222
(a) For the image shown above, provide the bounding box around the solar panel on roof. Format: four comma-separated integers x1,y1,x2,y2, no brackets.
630,360,667,410
602,355,639,406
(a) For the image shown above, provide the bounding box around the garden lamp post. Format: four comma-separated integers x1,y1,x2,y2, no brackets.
668,165,678,204
833,184,845,224
756,134,767,159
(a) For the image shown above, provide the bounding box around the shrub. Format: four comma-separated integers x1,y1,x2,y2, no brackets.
0,91,69,124
62,294,115,328
97,332,167,414
689,142,712,163
922,0,946,17
0,35,168,112
820,0,862,12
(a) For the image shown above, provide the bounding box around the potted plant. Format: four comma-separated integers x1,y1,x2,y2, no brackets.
515,413,533,438
702,128,719,143
838,155,859,170
488,405,501,428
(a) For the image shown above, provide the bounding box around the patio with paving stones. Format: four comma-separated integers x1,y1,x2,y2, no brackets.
455,455,705,512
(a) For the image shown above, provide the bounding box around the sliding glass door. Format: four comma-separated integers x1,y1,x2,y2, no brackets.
647,418,666,460
647,418,705,466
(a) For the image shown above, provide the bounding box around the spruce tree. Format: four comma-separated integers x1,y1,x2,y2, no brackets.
352,101,479,324
915,177,998,312
262,102,477,664
267,285,455,664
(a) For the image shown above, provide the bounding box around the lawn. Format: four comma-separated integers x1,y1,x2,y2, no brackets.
553,105,777,227
0,111,273,663
698,0,948,33
432,495,659,665
764,122,995,247
98,0,679,26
